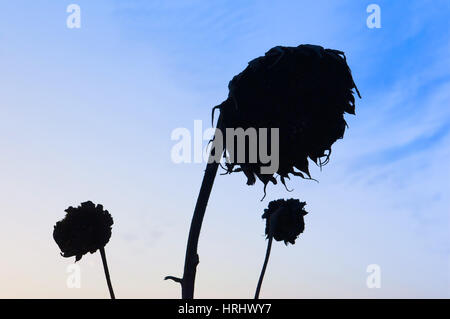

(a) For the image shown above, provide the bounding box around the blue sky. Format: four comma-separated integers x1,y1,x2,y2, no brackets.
0,0,448,298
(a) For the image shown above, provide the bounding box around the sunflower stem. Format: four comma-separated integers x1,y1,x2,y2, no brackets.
180,113,224,299
255,235,273,299
100,247,115,299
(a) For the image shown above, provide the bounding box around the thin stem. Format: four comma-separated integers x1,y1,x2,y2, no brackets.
181,113,224,299
100,247,115,299
254,235,273,299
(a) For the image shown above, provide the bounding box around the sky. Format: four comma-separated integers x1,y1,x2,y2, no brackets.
0,0,449,298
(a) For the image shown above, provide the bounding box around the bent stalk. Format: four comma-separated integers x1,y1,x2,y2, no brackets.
100,247,115,299
254,235,273,299
181,113,224,299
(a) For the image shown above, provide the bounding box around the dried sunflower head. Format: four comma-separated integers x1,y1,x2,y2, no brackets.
262,198,308,245
53,201,113,262
218,44,360,192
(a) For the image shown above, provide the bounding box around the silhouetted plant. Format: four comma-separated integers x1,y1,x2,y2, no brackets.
168,44,359,299
53,201,115,299
255,198,308,299
220,45,360,193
